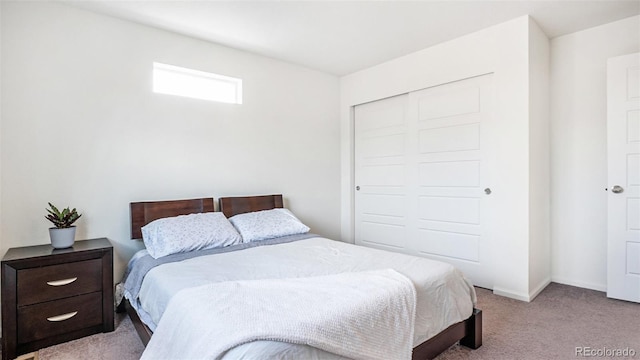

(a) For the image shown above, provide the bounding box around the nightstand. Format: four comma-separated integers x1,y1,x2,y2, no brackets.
1,238,114,360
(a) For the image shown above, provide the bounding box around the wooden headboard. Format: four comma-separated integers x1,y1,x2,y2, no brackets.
130,198,215,239
219,194,283,218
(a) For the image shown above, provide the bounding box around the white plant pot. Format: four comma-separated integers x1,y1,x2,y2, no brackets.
49,226,76,249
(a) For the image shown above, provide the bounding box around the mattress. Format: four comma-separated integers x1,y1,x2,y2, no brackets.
127,236,476,358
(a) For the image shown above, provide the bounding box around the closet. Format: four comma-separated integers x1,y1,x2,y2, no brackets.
354,74,494,288
342,16,550,301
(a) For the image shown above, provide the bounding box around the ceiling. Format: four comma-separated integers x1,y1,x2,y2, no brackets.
65,1,640,76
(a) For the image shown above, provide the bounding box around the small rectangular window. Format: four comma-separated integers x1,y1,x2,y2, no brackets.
153,62,242,104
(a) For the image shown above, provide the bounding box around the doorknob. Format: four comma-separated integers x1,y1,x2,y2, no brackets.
484,188,491,195
611,185,624,194
356,186,360,191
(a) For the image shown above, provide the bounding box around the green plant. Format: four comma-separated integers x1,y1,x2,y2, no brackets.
45,202,82,229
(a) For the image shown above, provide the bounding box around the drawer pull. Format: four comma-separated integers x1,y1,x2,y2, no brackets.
47,311,78,322
46,277,78,286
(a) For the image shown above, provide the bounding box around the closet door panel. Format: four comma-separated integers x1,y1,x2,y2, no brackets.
354,75,494,289
410,75,494,288
354,94,410,250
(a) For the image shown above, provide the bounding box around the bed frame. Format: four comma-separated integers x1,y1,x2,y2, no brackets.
119,194,482,359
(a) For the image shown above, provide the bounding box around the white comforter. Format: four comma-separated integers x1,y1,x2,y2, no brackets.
136,237,476,358
141,269,417,360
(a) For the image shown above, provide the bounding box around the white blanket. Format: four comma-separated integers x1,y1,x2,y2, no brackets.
141,269,417,360
135,237,476,349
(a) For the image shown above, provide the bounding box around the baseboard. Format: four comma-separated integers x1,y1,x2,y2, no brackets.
551,276,606,292
492,287,532,302
493,278,551,302
528,278,551,301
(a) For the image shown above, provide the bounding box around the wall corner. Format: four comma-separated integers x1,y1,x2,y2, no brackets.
527,16,552,297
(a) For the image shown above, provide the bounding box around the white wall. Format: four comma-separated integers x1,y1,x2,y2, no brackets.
341,16,549,301
528,20,551,299
0,2,341,281
550,15,640,291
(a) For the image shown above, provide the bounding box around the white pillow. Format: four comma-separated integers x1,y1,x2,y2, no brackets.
229,208,310,243
142,212,242,259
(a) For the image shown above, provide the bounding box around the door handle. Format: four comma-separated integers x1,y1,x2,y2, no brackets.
484,188,491,195
611,185,624,194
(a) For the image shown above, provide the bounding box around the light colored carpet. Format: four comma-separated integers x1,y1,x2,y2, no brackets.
35,283,639,359
437,283,639,359
37,313,144,360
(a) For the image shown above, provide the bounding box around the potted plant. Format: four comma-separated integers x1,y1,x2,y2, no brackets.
45,202,82,249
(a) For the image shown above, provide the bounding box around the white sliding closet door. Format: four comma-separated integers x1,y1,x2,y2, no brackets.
355,75,494,289
408,75,494,289
354,94,410,249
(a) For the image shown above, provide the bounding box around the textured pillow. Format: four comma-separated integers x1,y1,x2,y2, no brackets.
229,208,310,242
142,212,242,259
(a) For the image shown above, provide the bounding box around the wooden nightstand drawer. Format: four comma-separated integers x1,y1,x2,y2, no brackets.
17,259,102,306
17,292,103,343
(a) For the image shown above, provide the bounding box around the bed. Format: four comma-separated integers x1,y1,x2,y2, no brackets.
118,195,482,359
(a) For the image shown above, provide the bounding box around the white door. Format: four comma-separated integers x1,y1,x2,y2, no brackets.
354,75,494,289
607,52,640,303
407,75,494,289
354,94,410,250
